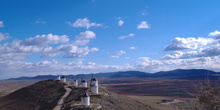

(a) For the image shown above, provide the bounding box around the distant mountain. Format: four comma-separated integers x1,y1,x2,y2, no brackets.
153,69,220,80
6,69,220,81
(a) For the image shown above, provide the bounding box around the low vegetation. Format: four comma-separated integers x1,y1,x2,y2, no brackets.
196,79,220,110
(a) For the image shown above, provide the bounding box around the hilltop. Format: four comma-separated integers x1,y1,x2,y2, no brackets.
0,79,155,110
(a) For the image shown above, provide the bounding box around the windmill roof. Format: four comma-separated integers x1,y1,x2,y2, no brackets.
92,78,97,81
83,93,89,97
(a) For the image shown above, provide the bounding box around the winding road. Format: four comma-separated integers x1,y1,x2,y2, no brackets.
53,84,72,110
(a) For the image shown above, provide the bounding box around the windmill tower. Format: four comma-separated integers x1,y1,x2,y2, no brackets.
61,76,66,83
81,93,90,106
81,80,87,87
57,75,61,80
73,79,78,87
91,78,98,86
91,83,98,94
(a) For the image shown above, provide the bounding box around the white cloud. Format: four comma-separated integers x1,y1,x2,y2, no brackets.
35,18,46,24
67,18,102,29
41,44,99,58
90,47,99,52
73,39,90,46
129,47,136,50
137,21,150,29
164,37,214,51
118,33,134,40
111,50,126,58
0,32,99,61
208,30,220,38
3,30,220,79
0,33,9,42
117,50,126,55
0,21,4,28
118,20,124,26
76,31,96,39
24,34,69,46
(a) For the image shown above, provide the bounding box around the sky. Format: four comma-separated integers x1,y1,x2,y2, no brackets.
1,0,220,79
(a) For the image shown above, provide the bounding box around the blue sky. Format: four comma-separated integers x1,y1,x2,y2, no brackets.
1,0,220,79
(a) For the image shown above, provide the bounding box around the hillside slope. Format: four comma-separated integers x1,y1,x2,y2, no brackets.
0,80,65,110
62,87,156,110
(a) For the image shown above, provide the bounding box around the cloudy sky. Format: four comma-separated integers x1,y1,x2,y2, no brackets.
1,0,220,79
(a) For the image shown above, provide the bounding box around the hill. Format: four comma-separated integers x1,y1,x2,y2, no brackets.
0,79,156,110
0,80,65,110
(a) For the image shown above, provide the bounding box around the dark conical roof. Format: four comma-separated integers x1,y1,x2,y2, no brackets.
92,78,97,81
61,76,65,78
83,93,89,97
82,80,86,82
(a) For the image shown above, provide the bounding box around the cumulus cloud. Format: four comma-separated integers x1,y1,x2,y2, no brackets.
41,31,98,58
24,34,69,46
3,30,220,79
67,18,102,29
137,21,150,29
73,39,90,46
118,33,134,40
76,31,96,39
129,47,136,50
135,57,163,68
90,47,99,52
208,30,220,38
163,44,220,60
0,33,9,42
0,21,4,28
164,37,214,51
118,20,124,26
41,44,99,58
111,50,126,58
163,31,220,60
0,32,99,62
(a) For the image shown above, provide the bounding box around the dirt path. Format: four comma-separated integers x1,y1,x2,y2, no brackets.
53,84,72,110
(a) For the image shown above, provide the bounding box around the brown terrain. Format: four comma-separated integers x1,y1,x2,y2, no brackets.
0,74,218,110
0,80,65,110
0,79,156,110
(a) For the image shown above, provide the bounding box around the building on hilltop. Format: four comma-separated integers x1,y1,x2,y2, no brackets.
73,80,78,87
81,80,87,87
91,78,98,86
61,76,66,83
91,83,98,94
57,75,61,80
81,93,90,106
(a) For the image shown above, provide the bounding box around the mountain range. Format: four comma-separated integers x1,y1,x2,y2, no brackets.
7,69,220,81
